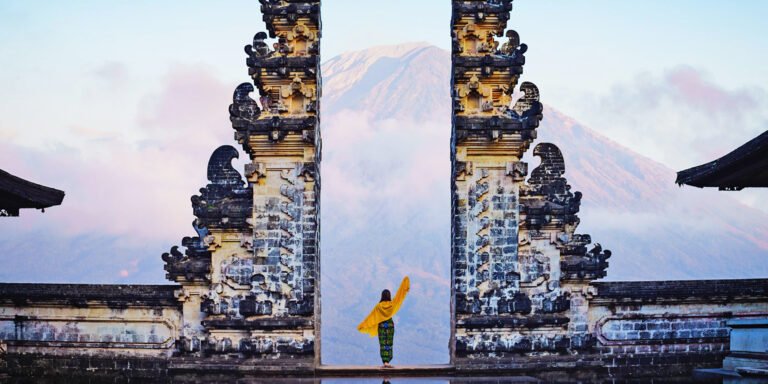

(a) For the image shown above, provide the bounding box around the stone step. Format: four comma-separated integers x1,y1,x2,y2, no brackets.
169,358,315,375
168,361,543,380
316,364,455,377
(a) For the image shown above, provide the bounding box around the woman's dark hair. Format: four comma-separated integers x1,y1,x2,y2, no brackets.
380,289,392,302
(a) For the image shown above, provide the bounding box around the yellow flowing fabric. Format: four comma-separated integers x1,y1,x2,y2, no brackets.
357,276,410,337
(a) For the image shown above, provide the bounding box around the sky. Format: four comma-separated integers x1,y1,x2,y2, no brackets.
2,1,766,163
0,0,764,268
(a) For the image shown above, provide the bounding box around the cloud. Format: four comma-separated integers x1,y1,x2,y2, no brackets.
321,108,449,228
0,125,17,141
612,66,760,114
67,125,120,143
577,66,768,171
0,63,246,284
665,66,757,112
0,64,238,243
572,66,768,215
90,61,129,86
137,64,233,145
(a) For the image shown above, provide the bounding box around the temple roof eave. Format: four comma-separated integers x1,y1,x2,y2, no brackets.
0,169,65,213
676,130,768,190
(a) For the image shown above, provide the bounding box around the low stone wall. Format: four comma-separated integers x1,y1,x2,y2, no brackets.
0,284,182,377
2,280,768,379
589,279,768,376
453,279,768,378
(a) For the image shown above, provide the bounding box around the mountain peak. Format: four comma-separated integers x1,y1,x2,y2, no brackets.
323,43,449,119
325,42,439,64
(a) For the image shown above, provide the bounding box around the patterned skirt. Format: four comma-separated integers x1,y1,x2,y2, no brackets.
378,318,395,363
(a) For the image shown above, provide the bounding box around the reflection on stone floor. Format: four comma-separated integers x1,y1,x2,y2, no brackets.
158,375,714,384
0,376,725,384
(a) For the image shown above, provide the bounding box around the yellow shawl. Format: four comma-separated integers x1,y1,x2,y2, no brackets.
357,276,410,337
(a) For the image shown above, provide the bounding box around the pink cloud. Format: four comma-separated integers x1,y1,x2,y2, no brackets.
135,65,234,152
320,109,449,227
0,64,239,243
90,62,129,85
665,66,757,112
588,65,767,169
0,125,18,141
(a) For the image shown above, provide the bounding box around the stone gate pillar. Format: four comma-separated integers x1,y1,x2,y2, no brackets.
163,0,322,368
450,0,610,368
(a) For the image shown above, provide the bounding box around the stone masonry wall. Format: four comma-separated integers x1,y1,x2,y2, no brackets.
0,284,182,377
588,279,768,376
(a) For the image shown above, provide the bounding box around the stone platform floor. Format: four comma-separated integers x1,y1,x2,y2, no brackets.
316,364,455,377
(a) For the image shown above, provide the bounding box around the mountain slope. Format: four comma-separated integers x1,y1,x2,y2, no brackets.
537,108,768,280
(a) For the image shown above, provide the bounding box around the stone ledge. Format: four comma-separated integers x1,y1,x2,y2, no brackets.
456,351,724,378
316,364,454,377
169,357,315,376
457,314,569,329
728,318,768,328
3,353,170,378
202,317,313,330
591,279,768,304
0,284,180,307
0,352,728,379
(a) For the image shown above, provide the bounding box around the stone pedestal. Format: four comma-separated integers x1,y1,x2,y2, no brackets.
724,318,768,370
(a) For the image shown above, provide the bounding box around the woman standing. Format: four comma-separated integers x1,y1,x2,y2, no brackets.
357,276,410,368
